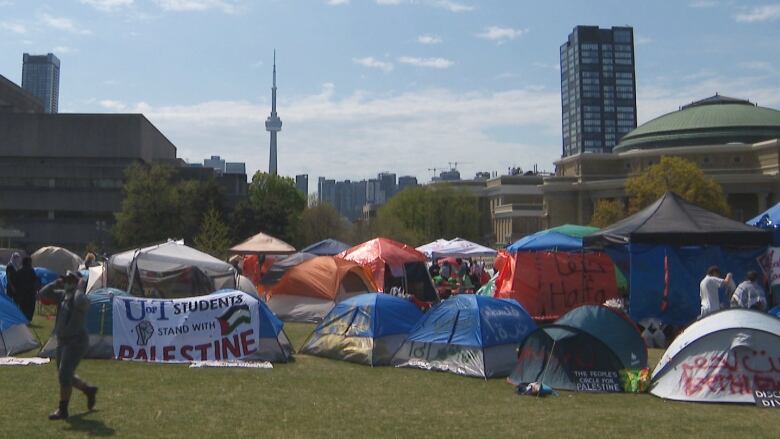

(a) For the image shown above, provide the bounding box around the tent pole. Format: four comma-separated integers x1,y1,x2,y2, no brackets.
537,339,557,398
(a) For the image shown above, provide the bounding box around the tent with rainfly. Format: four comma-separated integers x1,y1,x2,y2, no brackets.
266,256,378,322
31,246,83,275
299,293,423,366
508,305,647,392
39,288,132,359
391,295,537,378
0,293,37,356
650,309,780,404
301,239,351,256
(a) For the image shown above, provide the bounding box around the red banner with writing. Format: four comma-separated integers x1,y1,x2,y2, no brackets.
495,251,618,320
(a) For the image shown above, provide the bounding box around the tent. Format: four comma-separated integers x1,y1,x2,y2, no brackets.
266,256,378,322
747,202,780,245
1,265,59,297
650,309,780,404
230,232,296,256
260,252,317,287
339,238,438,302
31,246,83,275
39,288,131,359
416,239,450,258
584,193,771,325
299,293,423,365
301,239,351,256
507,224,598,252
391,295,537,378
425,238,497,258
0,294,37,356
105,240,237,298
508,305,647,392
584,192,771,247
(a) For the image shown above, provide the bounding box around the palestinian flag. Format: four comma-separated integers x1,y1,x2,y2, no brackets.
217,304,251,336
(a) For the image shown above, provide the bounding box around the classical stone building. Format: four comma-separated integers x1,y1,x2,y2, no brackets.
543,95,780,226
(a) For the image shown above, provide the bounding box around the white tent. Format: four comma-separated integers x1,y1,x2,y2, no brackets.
650,309,780,404
31,246,83,275
106,240,237,298
429,238,497,258
416,239,450,259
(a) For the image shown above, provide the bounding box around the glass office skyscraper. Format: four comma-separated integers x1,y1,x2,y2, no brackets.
560,26,636,156
22,53,60,114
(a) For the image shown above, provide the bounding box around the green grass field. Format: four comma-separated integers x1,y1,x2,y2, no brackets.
1,316,778,439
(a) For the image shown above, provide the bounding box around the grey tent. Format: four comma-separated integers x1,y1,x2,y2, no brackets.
300,239,351,256
584,192,772,247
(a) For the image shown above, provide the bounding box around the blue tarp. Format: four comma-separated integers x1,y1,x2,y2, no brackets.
1,265,60,296
746,202,780,245
313,293,422,338
212,289,285,338
0,293,28,330
301,239,351,256
507,231,582,252
406,295,536,348
770,305,780,317
628,244,765,325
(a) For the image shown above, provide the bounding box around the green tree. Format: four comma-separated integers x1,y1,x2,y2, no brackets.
231,172,306,244
376,185,480,246
590,199,626,228
294,202,352,248
194,208,232,259
625,156,730,215
175,178,224,243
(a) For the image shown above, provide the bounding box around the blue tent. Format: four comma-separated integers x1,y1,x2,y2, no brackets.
392,295,537,378
746,202,780,245
1,265,60,296
301,239,351,256
507,231,582,252
300,293,423,365
0,293,38,355
509,305,647,392
770,305,780,317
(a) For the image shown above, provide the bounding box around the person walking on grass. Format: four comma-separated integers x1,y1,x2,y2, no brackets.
37,271,98,420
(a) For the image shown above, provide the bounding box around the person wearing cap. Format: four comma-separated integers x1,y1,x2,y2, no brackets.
730,270,767,311
37,271,98,420
699,265,733,319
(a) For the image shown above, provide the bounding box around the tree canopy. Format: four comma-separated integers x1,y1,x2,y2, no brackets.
194,208,232,260
231,172,306,245
294,201,351,248
590,199,626,228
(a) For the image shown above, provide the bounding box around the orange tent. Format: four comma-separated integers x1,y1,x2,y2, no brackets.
338,238,427,292
266,256,378,322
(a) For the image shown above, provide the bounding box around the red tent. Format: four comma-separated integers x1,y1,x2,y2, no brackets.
338,238,428,293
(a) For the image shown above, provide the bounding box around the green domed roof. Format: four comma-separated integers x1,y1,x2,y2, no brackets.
614,95,780,152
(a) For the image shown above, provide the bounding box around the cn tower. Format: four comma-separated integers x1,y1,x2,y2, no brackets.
265,50,282,175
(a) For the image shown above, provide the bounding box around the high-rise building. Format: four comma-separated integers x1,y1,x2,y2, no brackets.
378,172,397,200
317,177,336,206
265,51,282,174
560,26,636,156
22,53,60,113
398,176,418,192
296,174,308,196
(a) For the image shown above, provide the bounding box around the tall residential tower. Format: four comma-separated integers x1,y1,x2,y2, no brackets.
265,51,282,175
22,53,60,113
560,26,636,156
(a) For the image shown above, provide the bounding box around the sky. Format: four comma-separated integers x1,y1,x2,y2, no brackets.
1,1,780,186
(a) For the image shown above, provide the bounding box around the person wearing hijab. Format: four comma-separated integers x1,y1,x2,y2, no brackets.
12,256,40,321
5,252,23,303
37,271,98,420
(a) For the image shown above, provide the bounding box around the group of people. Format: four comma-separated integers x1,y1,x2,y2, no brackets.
429,258,490,300
699,265,769,318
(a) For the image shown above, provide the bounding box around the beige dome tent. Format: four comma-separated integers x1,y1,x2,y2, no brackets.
230,232,295,255
31,246,83,275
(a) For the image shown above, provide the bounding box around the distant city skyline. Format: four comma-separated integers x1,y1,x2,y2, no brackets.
22,52,60,113
1,1,779,181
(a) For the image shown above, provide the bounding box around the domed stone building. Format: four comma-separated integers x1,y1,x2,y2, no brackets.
543,95,780,226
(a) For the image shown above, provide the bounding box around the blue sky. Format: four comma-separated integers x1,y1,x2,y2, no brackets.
1,0,779,185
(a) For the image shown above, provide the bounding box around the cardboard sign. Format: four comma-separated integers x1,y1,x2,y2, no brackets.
573,370,622,393
113,291,260,363
754,390,780,408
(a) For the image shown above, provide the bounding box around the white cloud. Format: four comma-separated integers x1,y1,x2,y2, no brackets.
532,62,559,71
0,21,26,34
40,14,92,35
739,61,773,71
398,56,453,69
53,46,74,54
417,34,442,44
735,4,780,22
326,0,349,5
80,0,134,11
376,0,402,4
154,0,239,13
476,26,527,43
353,57,393,72
636,36,653,45
432,0,473,12
99,99,127,111
689,0,717,7
116,84,560,180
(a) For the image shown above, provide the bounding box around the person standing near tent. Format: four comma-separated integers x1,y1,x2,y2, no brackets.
37,271,98,420
5,252,22,301
699,266,733,318
12,256,39,321
730,271,767,311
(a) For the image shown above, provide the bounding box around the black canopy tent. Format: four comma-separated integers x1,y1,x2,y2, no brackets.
584,192,772,248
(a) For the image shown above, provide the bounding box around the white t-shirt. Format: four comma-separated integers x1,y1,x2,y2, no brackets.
699,275,724,317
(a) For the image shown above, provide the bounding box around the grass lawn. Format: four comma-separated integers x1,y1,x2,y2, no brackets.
1,316,778,439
